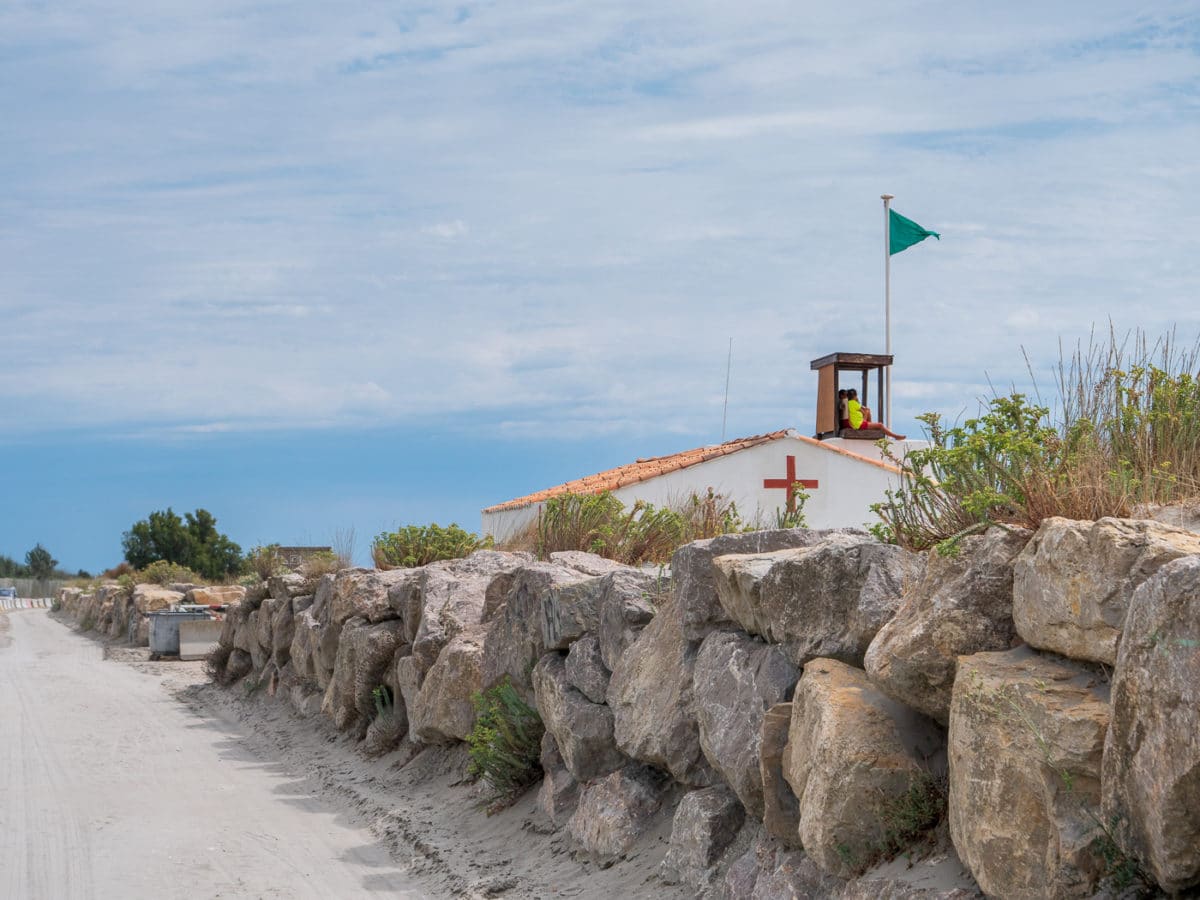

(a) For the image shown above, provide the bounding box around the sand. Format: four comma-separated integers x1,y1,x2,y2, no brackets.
2,609,687,899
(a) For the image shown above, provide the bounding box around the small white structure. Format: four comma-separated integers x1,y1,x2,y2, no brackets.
481,351,924,542
482,429,926,542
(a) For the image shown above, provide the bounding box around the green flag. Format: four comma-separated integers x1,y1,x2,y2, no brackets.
889,209,940,255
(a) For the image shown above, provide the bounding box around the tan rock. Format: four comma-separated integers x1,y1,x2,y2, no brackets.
1013,516,1200,664
566,764,668,864
783,658,944,878
132,585,184,614
186,585,246,605
1102,556,1200,894
948,647,1109,898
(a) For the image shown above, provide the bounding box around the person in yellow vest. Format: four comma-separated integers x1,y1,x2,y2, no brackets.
846,389,905,440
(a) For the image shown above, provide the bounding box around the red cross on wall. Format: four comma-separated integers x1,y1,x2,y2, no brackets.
763,455,819,512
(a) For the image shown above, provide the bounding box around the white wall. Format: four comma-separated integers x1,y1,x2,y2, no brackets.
481,434,915,541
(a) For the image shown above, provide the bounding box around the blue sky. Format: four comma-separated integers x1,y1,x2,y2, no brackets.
2,2,1198,573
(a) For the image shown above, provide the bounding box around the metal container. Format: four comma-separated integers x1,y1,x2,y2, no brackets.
148,609,213,656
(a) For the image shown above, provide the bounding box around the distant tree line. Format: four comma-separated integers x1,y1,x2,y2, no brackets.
0,544,87,580
122,508,243,581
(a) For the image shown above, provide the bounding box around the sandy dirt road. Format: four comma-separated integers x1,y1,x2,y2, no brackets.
0,609,427,900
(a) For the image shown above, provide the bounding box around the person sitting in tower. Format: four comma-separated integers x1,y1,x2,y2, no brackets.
846,388,906,440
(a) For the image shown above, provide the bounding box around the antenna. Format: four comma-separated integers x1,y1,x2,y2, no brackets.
721,338,732,442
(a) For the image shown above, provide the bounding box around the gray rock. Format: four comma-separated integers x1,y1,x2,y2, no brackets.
714,532,924,668
409,552,532,668
566,764,668,864
693,630,799,818
537,732,580,826
564,634,610,704
596,570,658,671
1102,556,1200,894
481,562,590,702
410,628,485,743
865,527,1031,725
393,653,426,729
288,609,322,686
606,594,715,786
320,617,407,733
1013,516,1200,664
255,597,277,651
717,829,844,900
268,572,308,602
784,658,945,878
328,567,410,626
948,647,1109,899
540,575,608,651
549,551,630,576
531,653,625,782
759,703,800,847
270,595,297,667
672,528,845,642
659,785,745,887
224,648,253,683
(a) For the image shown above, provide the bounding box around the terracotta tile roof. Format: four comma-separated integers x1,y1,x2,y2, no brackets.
483,428,902,514
484,430,791,513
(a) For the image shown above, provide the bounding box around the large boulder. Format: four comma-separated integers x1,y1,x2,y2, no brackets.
270,595,308,667
671,528,843,641
268,572,308,602
1012,516,1200,664
255,597,278,652
606,594,714,786
948,647,1109,898
288,609,322,686
187,585,246,605
718,830,844,900
327,568,410,626
759,702,800,846
564,634,610,704
693,630,799,818
658,785,745,887
548,550,629,576
321,617,407,733
864,527,1031,725
132,585,184,614
783,658,944,878
713,532,924,668
409,629,485,743
566,764,669,864
531,653,625,782
1102,557,1200,894
541,568,650,651
408,552,532,668
481,562,590,701
596,571,657,671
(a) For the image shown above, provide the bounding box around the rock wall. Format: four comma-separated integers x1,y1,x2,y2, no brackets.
56,518,1200,897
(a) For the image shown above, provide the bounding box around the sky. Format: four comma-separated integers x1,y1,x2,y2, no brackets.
1,1,1198,573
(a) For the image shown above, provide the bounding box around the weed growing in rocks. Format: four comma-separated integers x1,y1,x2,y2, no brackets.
467,679,544,813
533,491,687,565
877,770,946,859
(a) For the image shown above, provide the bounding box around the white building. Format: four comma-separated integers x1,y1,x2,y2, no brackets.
481,352,924,542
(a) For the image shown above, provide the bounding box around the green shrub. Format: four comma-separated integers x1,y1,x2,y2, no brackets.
874,329,1200,550
244,544,286,581
372,523,493,569
139,559,203,586
535,491,687,565
773,486,810,529
371,685,394,721
467,679,545,812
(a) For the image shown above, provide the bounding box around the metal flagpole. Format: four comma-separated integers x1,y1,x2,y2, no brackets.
721,337,732,442
881,193,893,428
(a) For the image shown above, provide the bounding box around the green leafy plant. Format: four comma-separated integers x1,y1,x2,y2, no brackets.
371,684,394,721
874,328,1200,550
467,679,545,812
372,523,493,569
773,485,810,529
876,771,946,860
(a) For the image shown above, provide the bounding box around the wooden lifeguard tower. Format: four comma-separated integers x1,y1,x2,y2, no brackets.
810,352,893,440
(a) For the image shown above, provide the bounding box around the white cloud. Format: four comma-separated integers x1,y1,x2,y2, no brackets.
0,1,1197,439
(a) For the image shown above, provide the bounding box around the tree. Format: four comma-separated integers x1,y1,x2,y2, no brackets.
25,544,58,584
122,507,243,581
